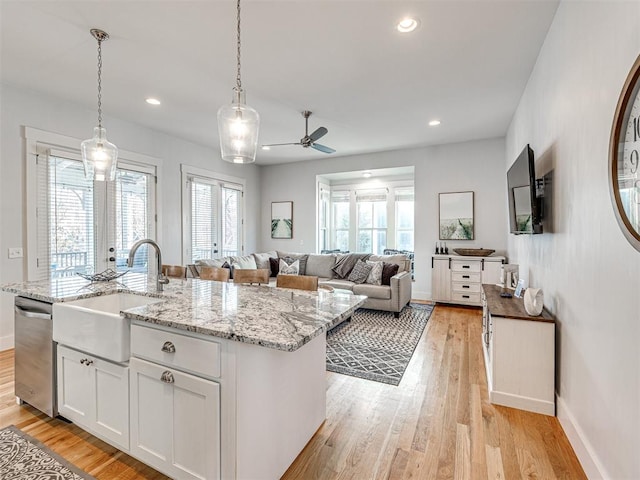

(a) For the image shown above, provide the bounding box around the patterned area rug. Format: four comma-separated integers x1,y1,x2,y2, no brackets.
0,426,96,480
326,303,434,385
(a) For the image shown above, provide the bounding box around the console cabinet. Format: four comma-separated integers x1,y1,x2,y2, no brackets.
431,254,505,306
481,284,555,416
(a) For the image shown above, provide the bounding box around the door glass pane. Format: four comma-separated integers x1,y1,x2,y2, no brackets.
48,157,95,278
191,181,218,262
115,169,150,272
222,187,241,257
357,230,372,252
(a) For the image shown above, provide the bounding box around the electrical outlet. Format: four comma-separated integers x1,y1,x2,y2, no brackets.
8,247,23,259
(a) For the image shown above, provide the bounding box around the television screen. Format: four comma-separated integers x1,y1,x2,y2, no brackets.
507,145,542,234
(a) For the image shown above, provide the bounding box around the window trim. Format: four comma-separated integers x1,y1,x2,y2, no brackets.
180,164,245,264
24,127,163,280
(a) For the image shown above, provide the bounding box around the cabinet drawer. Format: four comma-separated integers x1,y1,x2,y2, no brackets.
451,291,481,304
131,325,221,379
451,261,481,273
451,271,481,283
452,282,481,294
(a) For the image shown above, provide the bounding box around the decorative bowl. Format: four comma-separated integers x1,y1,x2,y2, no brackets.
453,248,495,257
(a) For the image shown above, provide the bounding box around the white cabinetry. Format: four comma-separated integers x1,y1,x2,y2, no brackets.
57,345,129,450
431,254,505,306
481,284,555,416
129,324,221,480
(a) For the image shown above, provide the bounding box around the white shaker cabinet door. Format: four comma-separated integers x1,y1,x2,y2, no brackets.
57,345,130,450
129,357,221,480
431,257,451,302
57,345,92,425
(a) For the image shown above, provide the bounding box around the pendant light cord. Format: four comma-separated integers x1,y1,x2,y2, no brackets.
97,36,103,128
236,0,242,91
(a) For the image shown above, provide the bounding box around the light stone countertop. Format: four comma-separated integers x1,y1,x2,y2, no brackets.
2,273,366,352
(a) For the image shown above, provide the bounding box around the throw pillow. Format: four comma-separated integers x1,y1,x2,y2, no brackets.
365,260,384,285
277,251,309,275
279,258,299,275
269,257,280,277
252,251,277,270
347,260,373,284
231,255,257,270
332,253,371,279
381,262,400,286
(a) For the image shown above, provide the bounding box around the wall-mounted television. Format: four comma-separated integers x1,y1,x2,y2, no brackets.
507,144,543,234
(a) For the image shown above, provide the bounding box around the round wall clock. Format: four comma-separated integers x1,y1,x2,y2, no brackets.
610,54,640,252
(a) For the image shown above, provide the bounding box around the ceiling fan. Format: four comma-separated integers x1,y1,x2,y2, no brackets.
262,110,336,154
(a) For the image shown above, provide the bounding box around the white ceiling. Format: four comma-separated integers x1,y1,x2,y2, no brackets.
0,0,559,165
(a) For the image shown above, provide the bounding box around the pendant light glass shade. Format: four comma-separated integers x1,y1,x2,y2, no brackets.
82,28,117,181
81,126,118,181
217,88,260,164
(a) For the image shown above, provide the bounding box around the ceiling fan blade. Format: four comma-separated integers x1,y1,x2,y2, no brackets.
309,126,328,142
261,142,302,147
311,143,336,154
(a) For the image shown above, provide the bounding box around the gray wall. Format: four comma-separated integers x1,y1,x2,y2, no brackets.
0,84,261,349
259,137,508,300
506,2,640,478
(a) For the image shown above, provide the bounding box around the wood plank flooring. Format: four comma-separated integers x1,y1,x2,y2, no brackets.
0,305,586,479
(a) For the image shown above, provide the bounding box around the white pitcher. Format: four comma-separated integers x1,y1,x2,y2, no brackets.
524,288,544,316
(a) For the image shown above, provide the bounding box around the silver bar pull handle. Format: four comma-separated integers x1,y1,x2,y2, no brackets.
14,306,52,320
161,371,175,384
161,341,176,353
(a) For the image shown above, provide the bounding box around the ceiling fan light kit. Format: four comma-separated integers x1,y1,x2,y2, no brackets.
81,28,118,182
218,0,260,164
262,110,336,154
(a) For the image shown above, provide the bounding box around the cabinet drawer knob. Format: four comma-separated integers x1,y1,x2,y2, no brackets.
86,359,93,366
161,341,176,353
462,295,470,298
462,265,470,269
462,285,470,289
80,359,86,365
462,275,470,279
161,371,175,384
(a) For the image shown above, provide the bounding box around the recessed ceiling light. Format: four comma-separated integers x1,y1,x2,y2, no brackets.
363,171,372,178
429,120,441,127
261,145,271,151
397,17,419,33
145,98,161,105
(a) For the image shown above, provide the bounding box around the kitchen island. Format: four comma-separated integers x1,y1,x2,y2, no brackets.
3,274,366,479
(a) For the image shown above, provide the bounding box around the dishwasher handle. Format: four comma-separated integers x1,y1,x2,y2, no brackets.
15,306,52,320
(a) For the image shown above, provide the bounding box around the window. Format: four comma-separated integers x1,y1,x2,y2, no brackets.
36,150,156,280
318,181,414,255
356,189,387,254
331,190,350,252
182,166,244,263
318,184,330,252
395,187,414,251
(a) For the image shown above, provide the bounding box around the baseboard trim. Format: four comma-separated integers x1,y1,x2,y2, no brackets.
0,334,14,352
489,390,555,416
557,395,607,479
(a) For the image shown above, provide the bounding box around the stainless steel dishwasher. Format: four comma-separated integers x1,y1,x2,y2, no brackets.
14,296,57,417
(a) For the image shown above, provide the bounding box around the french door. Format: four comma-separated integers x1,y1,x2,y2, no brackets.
36,150,156,280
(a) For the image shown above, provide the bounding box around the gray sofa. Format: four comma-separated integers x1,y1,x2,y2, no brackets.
196,251,412,317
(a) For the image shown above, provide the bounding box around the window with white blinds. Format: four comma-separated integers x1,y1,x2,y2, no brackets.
395,187,415,251
35,151,156,280
183,171,244,263
356,189,388,254
331,190,350,252
319,183,414,254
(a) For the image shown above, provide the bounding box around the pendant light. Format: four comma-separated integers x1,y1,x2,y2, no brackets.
81,29,118,181
217,0,260,164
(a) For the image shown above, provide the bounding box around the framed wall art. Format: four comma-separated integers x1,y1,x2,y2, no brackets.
271,201,293,239
439,191,474,240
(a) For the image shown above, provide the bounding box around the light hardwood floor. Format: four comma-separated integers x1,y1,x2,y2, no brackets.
0,305,586,479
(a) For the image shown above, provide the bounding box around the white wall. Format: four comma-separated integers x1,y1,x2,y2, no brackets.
259,137,508,300
0,84,261,349
506,2,640,478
